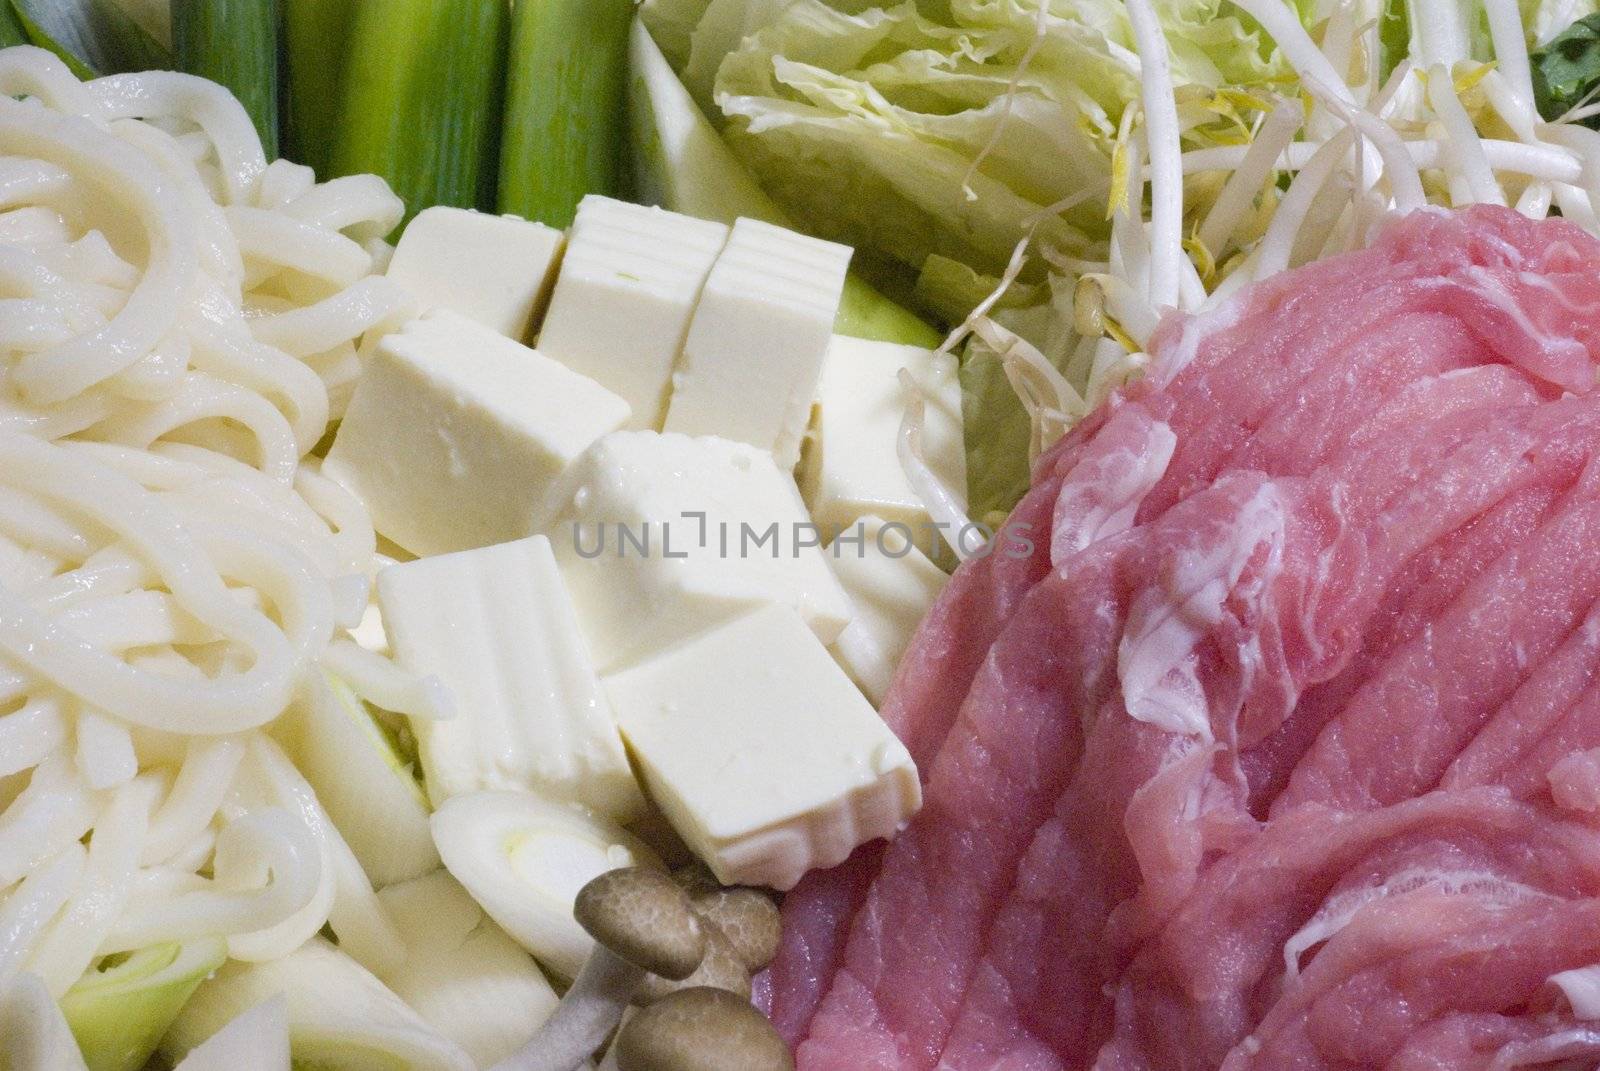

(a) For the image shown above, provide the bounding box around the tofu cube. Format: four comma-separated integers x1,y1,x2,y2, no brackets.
826,517,949,706
385,207,565,341
801,335,966,537
662,219,851,468
537,196,728,430
604,604,921,889
325,310,630,556
377,535,644,819
540,431,852,671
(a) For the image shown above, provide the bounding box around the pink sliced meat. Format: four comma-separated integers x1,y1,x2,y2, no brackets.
768,415,1100,1042
774,205,1600,1071
1097,789,1600,1070
931,392,1600,1071
1276,455,1600,813
1216,894,1600,1070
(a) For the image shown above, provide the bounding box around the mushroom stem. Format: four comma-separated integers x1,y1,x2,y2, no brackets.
495,866,710,1071
489,945,643,1071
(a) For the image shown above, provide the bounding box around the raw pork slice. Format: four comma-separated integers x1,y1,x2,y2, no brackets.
773,206,1600,1071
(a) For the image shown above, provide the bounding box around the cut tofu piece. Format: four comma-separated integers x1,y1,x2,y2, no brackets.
385,207,565,342
802,336,966,537
662,218,851,468
536,195,728,430
604,604,921,890
540,431,852,671
377,536,643,819
826,517,949,706
325,310,630,557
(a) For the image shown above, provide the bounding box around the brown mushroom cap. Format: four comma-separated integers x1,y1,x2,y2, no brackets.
639,918,751,1003
575,867,707,981
670,862,721,898
690,887,781,971
614,987,793,1071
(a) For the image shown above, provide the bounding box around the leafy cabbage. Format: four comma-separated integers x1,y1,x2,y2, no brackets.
702,0,1296,282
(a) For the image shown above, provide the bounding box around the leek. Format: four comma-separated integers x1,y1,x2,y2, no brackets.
172,0,279,159
10,0,168,77
333,0,509,228
282,0,355,176
0,4,26,48
498,0,633,228
276,674,438,889
61,938,227,1071
0,973,87,1071
161,939,474,1071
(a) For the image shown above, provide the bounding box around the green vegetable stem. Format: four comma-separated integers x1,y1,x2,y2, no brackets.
498,0,633,228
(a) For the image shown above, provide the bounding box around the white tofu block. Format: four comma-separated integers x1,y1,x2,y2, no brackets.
604,604,920,889
377,536,644,820
325,310,630,557
827,517,949,706
802,336,966,538
663,218,851,468
541,431,853,671
386,206,565,341
537,196,728,430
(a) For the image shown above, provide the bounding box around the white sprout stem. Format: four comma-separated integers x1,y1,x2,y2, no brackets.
1022,184,1106,228
1094,271,1161,346
1307,77,1427,212
1229,0,1355,105
1254,129,1358,280
1556,181,1600,231
1197,100,1304,256
1542,124,1600,224
1409,0,1472,69
1516,182,1554,217
1427,64,1506,206
1182,137,1579,185
1483,0,1536,109
1318,0,1357,87
897,369,974,562
1110,131,1150,298
932,235,1033,362
1477,69,1540,143
1176,253,1206,311
1372,59,1418,119
1124,0,1183,311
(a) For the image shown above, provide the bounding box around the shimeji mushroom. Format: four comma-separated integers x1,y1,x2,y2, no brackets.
613,987,793,1071
491,867,706,1071
670,864,782,971
686,886,781,971
637,920,750,1003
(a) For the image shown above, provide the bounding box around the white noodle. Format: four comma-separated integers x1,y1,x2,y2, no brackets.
0,845,83,987
0,46,436,996
25,776,157,996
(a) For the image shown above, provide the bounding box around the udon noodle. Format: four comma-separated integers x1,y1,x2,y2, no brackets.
0,45,432,995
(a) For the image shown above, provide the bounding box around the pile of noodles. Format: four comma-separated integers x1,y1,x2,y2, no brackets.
0,45,440,994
